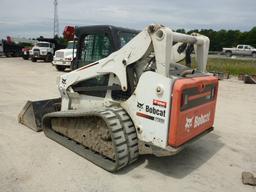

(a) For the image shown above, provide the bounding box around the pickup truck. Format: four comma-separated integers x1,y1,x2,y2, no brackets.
223,44,256,58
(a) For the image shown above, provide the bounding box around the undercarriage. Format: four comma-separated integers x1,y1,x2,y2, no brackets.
43,107,139,172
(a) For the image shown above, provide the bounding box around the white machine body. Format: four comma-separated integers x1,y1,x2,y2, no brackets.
56,24,216,153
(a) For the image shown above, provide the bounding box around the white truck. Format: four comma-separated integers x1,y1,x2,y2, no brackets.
31,41,55,62
52,41,76,71
223,44,256,58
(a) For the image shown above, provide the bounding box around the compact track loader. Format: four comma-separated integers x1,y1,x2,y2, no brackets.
19,24,218,172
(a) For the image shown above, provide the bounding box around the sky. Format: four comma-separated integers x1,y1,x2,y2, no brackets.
0,0,255,39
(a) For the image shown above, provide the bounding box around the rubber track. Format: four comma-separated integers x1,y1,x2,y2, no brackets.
42,107,138,172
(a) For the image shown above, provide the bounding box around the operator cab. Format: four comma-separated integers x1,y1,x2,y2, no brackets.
70,25,139,99
70,25,200,101
72,25,139,70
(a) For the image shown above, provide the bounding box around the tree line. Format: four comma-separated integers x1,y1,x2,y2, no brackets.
175,27,256,51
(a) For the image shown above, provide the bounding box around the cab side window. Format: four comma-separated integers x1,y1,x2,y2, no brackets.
81,33,112,65
118,32,137,47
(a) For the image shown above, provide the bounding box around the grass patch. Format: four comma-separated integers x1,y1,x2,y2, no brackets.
206,58,256,75
185,57,256,75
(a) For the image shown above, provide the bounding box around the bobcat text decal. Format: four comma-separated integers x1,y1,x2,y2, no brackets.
136,100,167,124
145,105,166,117
185,112,211,132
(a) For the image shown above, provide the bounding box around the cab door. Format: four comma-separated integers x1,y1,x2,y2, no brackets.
243,45,251,56
236,45,244,55
74,33,113,69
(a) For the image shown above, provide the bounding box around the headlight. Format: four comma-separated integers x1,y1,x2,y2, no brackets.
41,51,47,55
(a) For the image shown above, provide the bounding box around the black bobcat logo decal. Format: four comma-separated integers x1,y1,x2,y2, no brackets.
62,78,67,84
137,102,144,110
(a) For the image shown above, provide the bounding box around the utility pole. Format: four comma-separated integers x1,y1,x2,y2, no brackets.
53,0,59,37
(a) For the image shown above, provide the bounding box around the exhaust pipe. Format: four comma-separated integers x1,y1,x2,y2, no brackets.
18,98,61,132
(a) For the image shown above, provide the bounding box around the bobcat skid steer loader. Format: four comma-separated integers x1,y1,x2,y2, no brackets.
18,24,218,172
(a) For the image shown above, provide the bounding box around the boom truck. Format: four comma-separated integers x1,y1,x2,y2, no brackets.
0,37,23,57
18,24,218,172
0,37,35,58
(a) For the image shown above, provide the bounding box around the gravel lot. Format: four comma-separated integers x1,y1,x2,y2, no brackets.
0,57,255,192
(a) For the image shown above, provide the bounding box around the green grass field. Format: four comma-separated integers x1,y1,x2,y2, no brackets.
206,57,256,75
186,57,256,75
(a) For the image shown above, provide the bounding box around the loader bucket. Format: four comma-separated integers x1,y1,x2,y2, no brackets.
18,98,61,132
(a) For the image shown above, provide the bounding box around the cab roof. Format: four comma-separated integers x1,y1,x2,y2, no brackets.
75,25,140,37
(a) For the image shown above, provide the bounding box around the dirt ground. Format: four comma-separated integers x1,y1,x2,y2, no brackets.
0,57,255,192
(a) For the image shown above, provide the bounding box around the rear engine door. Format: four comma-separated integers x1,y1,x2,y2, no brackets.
169,76,218,147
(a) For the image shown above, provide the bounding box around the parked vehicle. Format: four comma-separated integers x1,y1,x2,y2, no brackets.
223,44,256,57
0,41,3,56
22,47,31,60
0,39,23,57
21,42,33,60
52,41,77,71
31,41,55,62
